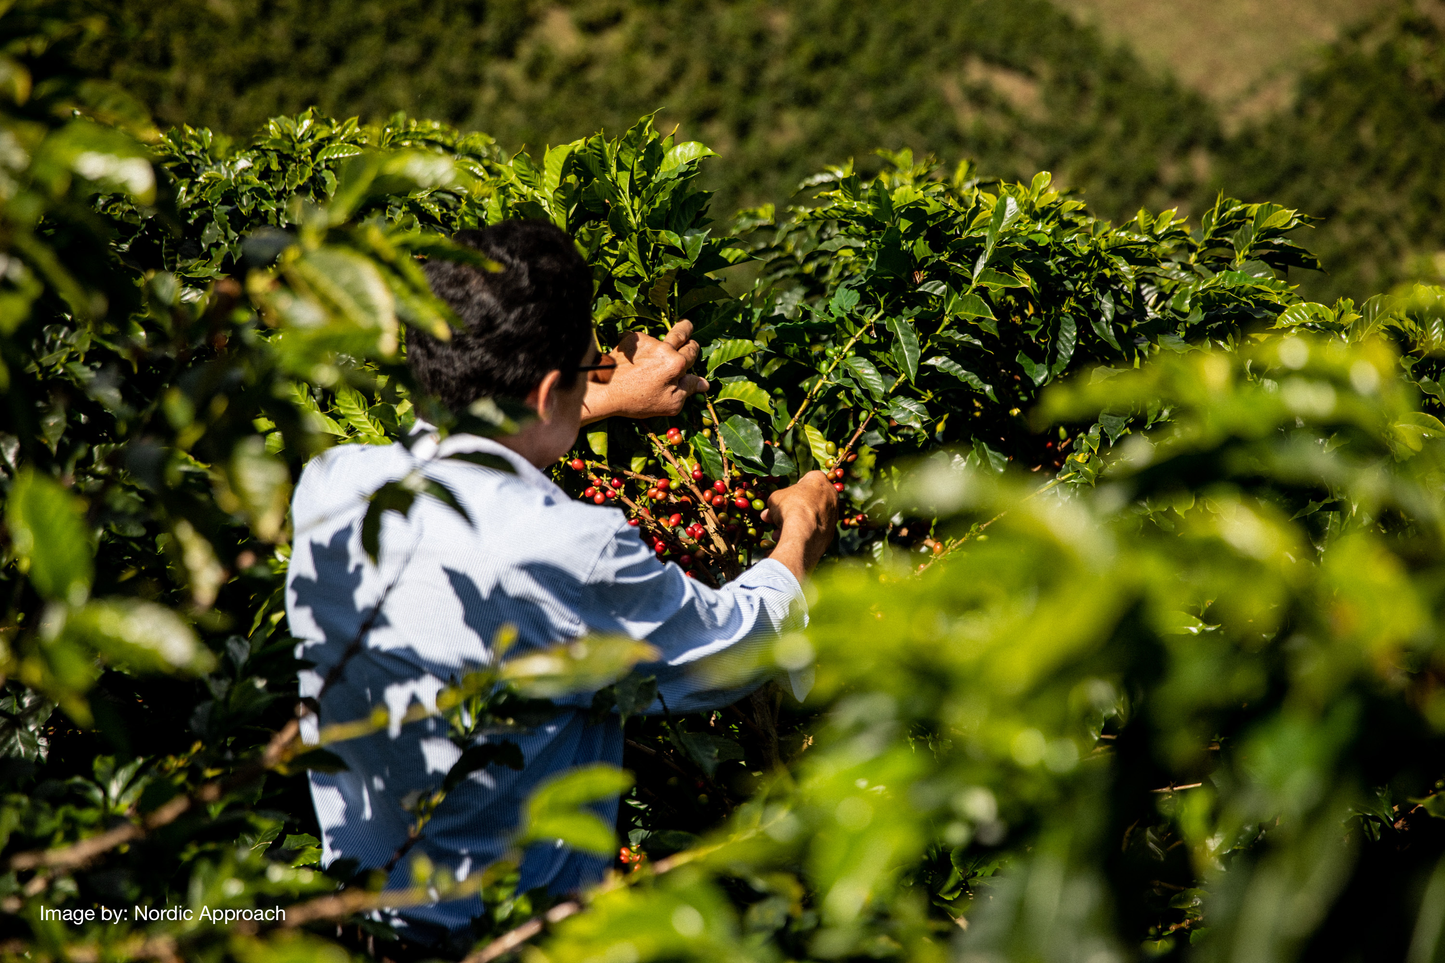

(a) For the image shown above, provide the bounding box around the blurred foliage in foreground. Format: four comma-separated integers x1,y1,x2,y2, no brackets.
539,325,1445,963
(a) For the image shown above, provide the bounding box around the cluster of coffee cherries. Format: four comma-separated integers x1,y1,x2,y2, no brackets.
565,442,788,583
618,845,646,872
828,454,870,530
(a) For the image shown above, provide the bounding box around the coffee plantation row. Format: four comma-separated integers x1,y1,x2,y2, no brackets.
6,30,1445,963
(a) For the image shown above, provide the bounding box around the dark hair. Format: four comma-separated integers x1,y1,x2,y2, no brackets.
408,220,594,411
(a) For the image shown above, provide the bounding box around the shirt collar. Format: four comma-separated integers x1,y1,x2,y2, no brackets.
410,420,566,499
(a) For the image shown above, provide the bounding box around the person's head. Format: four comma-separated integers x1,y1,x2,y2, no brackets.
409,220,597,462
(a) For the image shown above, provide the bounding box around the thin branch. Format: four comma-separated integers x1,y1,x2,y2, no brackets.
829,413,874,472
703,397,732,480
463,901,581,963
783,320,873,435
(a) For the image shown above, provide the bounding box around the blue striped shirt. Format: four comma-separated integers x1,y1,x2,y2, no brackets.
285,432,806,936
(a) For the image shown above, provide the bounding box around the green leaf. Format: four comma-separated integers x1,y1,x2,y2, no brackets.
888,398,929,428
802,424,831,467
885,315,920,383
673,730,745,779
768,444,796,477
520,764,634,854
715,380,773,415
677,284,730,315
830,286,861,317
979,196,1020,271
1016,351,1049,386
7,469,93,604
613,673,658,722
1394,411,1445,451
720,415,764,461
924,356,996,401
845,356,888,401
661,141,716,173
945,290,996,321
333,386,388,442
872,225,911,278
316,143,364,162
1051,315,1078,375
281,833,323,867
286,247,398,347
972,268,1026,289
1098,411,1131,445
214,437,292,542
587,429,609,459
706,339,757,376
63,599,214,674
1090,312,1123,352
692,434,726,481
543,142,576,198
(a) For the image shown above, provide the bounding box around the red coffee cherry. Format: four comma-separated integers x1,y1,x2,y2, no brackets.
610,478,624,489
593,492,607,504
833,482,845,492
666,427,683,445
669,513,683,528
734,496,750,510
712,480,727,494
657,478,671,493
627,518,640,527
692,466,705,480
583,487,597,498
679,554,693,566
569,458,585,471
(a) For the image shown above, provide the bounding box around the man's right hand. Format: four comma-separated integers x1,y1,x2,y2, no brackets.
762,470,839,584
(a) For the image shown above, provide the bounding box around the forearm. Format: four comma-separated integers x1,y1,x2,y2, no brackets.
768,512,834,585
767,525,813,586
580,382,620,426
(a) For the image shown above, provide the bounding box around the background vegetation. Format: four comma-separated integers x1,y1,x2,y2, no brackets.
33,0,1445,303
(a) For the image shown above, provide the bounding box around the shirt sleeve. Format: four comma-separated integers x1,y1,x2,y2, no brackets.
577,519,808,714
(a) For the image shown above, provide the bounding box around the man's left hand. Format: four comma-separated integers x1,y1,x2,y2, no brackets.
581,320,710,424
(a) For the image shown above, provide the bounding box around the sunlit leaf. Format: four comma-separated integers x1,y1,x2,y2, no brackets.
715,380,772,415
63,599,214,675
520,764,634,854
6,469,93,605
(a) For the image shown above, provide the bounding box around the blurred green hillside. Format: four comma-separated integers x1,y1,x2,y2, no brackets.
34,0,1445,301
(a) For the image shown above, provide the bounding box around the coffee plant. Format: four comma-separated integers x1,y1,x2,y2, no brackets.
8,8,1445,960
